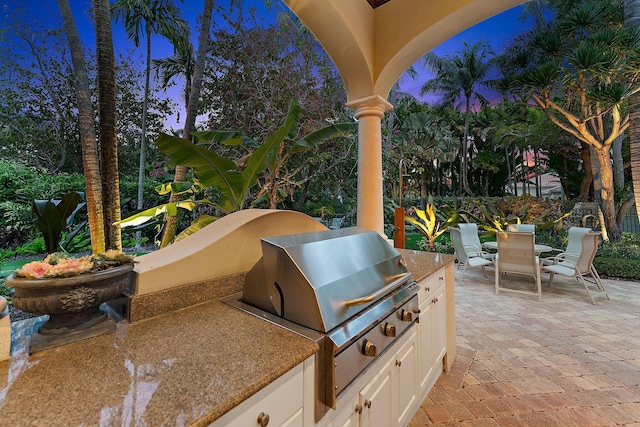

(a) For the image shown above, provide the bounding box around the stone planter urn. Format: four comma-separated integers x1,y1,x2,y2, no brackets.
6,264,133,353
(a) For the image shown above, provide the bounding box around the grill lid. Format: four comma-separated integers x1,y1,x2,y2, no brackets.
242,227,410,332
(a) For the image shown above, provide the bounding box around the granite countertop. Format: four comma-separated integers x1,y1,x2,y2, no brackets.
0,249,453,426
398,249,455,282
0,300,318,426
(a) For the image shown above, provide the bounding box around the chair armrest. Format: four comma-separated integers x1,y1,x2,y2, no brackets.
465,245,494,259
542,255,562,266
542,256,579,270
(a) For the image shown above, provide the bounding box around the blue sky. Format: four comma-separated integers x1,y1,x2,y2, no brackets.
399,5,531,102
2,0,529,126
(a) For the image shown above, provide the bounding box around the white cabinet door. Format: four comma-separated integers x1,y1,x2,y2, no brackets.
209,363,304,427
327,395,359,427
417,267,447,397
281,408,304,427
433,285,447,364
394,329,418,427
418,299,434,391
360,358,394,427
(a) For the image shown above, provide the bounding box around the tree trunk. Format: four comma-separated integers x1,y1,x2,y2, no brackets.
136,28,153,248
93,0,121,250
420,168,426,211
624,0,640,233
579,145,592,202
161,0,214,248
612,134,625,189
56,0,105,254
592,146,621,242
462,97,473,196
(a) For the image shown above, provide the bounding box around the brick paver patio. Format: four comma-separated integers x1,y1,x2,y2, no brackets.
410,264,640,426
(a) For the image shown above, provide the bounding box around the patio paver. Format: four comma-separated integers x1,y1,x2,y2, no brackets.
410,264,640,426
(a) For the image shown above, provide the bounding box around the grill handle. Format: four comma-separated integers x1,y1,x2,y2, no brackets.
344,272,412,307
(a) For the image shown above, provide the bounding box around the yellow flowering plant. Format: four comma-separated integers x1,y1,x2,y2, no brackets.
15,250,136,279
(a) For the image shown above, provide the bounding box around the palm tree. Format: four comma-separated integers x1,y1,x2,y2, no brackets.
56,0,106,254
153,34,194,114
112,0,188,246
93,0,122,250
160,0,245,247
624,0,640,227
499,0,640,242
420,41,496,196
160,0,216,247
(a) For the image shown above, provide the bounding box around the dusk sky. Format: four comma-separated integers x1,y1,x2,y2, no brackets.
2,0,530,128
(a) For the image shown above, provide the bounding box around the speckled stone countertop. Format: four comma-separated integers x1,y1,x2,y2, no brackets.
398,249,455,282
0,300,318,426
0,250,453,426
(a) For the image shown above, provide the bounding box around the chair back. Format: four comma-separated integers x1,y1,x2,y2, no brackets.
565,227,592,263
497,231,537,274
506,224,535,233
458,223,482,253
449,227,468,263
574,231,601,274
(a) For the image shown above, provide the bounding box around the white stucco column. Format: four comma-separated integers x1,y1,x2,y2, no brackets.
346,95,393,236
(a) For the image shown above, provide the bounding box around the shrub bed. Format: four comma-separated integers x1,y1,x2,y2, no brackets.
593,257,640,280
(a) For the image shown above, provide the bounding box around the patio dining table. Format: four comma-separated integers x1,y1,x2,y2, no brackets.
482,241,554,255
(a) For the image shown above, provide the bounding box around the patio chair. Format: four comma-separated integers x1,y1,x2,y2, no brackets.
458,223,494,260
495,231,542,302
541,227,608,304
506,223,535,233
449,227,494,280
329,217,344,229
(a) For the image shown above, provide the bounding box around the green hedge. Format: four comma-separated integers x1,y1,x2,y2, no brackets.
593,257,640,280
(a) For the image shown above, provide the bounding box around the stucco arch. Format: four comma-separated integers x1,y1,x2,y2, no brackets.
283,0,525,101
282,0,526,235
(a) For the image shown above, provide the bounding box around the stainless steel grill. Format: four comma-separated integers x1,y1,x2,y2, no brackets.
227,227,419,421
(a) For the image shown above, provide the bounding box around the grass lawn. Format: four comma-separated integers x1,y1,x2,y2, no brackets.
404,233,452,250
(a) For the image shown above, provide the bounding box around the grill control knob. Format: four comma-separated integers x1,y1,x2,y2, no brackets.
363,339,377,357
383,323,396,337
400,309,413,322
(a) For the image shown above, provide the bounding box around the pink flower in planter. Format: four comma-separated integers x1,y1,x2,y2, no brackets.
16,256,94,279
15,262,52,279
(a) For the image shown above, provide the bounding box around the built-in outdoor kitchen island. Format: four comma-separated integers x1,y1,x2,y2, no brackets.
1,210,455,426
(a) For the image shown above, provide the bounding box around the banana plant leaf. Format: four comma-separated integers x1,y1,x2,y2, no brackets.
155,181,202,196
173,214,219,243
117,201,197,228
155,100,303,211
289,122,357,154
156,134,245,211
192,130,259,148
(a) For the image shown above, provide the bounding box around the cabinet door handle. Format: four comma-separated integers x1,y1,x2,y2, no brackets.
355,404,363,414
257,412,270,426
364,399,372,408
424,286,430,292
395,360,402,367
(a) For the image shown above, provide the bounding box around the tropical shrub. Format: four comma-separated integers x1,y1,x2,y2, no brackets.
120,100,356,244
593,258,640,280
0,281,13,304
457,195,569,236
16,238,46,256
597,233,640,260
32,192,86,254
404,199,460,251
